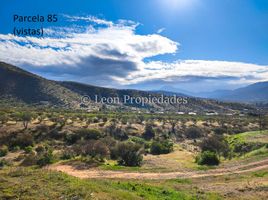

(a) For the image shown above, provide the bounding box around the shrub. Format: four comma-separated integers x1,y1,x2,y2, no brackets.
100,136,117,148
48,129,65,140
21,152,38,166
112,128,129,141
24,146,33,154
76,129,103,140
37,149,54,167
36,124,50,133
105,125,128,141
81,140,110,161
143,123,155,140
213,127,226,135
0,145,8,157
0,112,7,124
102,117,108,123
19,112,32,129
150,140,174,155
199,135,230,158
92,117,99,123
138,115,145,124
129,137,148,147
196,151,220,166
0,159,9,167
34,125,50,141
185,127,203,139
65,132,80,145
114,142,143,166
35,145,45,153
12,146,20,151
232,142,262,156
60,149,76,160
9,132,34,149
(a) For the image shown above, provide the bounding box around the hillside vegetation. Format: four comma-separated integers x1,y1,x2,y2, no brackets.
0,61,257,113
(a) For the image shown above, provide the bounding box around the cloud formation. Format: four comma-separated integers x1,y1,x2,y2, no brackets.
157,28,165,34
0,15,267,88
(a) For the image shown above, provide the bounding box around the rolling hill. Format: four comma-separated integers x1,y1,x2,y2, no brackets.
0,61,256,113
0,62,81,108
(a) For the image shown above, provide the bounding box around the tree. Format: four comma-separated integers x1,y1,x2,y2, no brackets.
20,112,32,129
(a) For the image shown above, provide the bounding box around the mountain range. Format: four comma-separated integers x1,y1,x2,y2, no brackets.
0,61,262,113
159,82,268,104
200,82,268,103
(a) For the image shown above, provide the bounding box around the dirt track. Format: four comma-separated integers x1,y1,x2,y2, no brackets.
48,158,268,180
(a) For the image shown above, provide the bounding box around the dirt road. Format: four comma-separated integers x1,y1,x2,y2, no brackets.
48,158,268,180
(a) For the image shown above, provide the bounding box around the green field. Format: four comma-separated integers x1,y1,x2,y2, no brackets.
0,167,221,200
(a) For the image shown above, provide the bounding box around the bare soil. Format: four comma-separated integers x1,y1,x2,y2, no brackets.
48,158,268,180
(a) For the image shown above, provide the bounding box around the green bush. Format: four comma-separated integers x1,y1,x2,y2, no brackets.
92,117,99,123
37,149,54,167
12,146,20,151
0,112,7,123
150,140,174,155
65,133,80,145
185,127,203,139
0,145,8,157
0,159,9,167
18,112,32,129
81,140,110,161
35,145,45,153
114,142,143,166
60,149,76,160
129,137,150,149
199,135,230,159
143,123,155,140
213,127,226,135
196,151,220,166
9,132,34,149
24,146,33,154
76,129,103,140
112,128,129,141
21,152,38,166
106,125,128,141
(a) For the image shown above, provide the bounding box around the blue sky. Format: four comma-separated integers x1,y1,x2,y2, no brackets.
0,0,268,93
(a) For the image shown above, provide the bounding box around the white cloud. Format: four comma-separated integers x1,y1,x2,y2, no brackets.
0,18,177,67
0,15,267,88
118,60,268,85
157,28,165,34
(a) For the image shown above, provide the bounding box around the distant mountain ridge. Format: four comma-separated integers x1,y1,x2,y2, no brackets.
197,82,268,103
0,61,257,113
159,81,268,104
